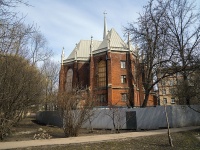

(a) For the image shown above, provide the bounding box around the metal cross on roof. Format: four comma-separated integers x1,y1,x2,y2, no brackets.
103,11,107,16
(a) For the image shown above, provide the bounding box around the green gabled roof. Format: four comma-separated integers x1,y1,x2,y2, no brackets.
64,28,135,63
65,40,101,62
97,28,129,51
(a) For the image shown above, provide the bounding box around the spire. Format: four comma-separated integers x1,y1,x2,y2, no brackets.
75,43,78,61
135,44,139,56
107,31,111,50
90,36,93,56
61,47,65,65
103,11,107,39
127,32,131,50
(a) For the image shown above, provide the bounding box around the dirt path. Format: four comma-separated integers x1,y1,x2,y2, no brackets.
0,126,199,150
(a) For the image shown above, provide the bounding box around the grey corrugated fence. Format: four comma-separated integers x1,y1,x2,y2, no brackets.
36,105,200,130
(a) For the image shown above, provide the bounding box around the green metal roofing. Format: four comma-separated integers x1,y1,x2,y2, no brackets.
97,28,129,51
65,40,101,62
64,28,135,63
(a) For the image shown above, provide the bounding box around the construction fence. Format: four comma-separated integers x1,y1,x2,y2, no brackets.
36,105,200,130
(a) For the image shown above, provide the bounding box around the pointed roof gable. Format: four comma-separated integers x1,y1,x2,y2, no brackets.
109,28,128,49
96,28,129,51
65,40,101,63
64,29,136,64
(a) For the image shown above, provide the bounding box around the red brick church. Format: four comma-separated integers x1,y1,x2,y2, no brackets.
59,15,156,107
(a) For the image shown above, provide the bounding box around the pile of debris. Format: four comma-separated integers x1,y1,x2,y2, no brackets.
33,128,52,140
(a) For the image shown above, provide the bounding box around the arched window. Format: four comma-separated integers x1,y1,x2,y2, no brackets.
98,60,106,87
66,69,73,92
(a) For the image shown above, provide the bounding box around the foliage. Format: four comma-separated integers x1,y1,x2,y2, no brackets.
0,0,58,140
0,55,45,140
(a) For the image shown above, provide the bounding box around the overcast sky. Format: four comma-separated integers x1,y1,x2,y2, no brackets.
15,0,199,63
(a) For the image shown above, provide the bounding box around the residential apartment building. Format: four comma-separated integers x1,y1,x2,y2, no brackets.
158,70,198,105
158,74,177,105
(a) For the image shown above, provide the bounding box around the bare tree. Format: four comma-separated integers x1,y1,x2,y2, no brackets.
0,0,32,55
27,32,53,66
0,21,35,56
173,70,200,111
105,107,126,133
160,77,173,147
0,0,28,7
126,0,200,146
0,22,52,66
85,107,102,133
0,0,28,22
0,0,57,140
163,0,200,105
105,100,132,133
126,0,176,107
126,0,200,107
40,60,60,110
0,55,45,140
0,0,52,66
58,86,95,137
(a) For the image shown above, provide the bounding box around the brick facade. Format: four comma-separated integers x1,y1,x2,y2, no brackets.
59,28,156,107
59,50,156,107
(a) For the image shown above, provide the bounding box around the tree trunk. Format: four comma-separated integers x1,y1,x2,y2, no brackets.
142,91,150,107
183,74,190,105
164,105,173,147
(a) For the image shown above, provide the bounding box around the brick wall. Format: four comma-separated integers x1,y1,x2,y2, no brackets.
59,51,156,107
77,61,90,87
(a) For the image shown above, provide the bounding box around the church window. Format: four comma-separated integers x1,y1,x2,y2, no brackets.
121,61,126,69
65,69,73,92
121,75,126,83
98,94,107,102
98,60,106,87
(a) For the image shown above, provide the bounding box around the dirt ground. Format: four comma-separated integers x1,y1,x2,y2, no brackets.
3,116,131,142
2,116,200,150
13,128,200,150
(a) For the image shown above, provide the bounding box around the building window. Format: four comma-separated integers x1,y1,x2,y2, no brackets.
65,69,73,92
169,80,174,86
161,80,166,86
121,93,128,101
120,61,126,69
171,98,175,104
177,79,181,85
98,94,106,103
98,60,106,87
121,75,126,83
162,89,166,95
163,98,167,104
169,88,175,95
